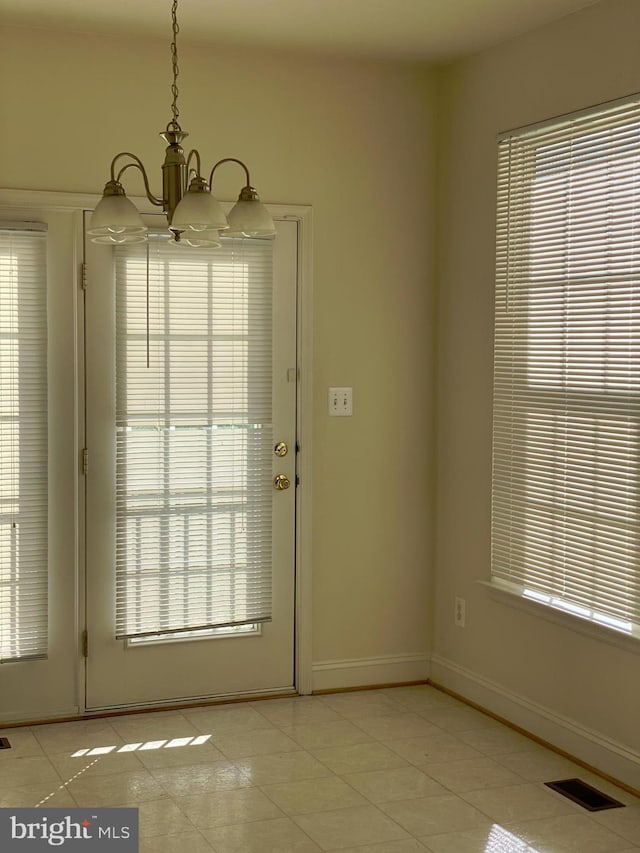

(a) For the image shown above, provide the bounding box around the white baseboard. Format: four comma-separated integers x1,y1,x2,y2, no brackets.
0,706,80,726
312,653,430,692
430,654,640,792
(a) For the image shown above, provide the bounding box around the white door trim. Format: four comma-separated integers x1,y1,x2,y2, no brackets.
287,207,314,696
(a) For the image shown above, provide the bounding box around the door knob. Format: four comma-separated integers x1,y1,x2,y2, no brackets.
273,474,291,491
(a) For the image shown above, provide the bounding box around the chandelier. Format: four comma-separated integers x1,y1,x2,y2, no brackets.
88,0,275,247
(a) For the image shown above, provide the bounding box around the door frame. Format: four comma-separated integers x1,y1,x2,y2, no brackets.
0,187,314,718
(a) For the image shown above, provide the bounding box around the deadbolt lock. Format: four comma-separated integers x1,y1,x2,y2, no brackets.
273,474,291,491
274,441,288,457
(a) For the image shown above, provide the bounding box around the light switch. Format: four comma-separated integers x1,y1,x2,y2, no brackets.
329,387,353,416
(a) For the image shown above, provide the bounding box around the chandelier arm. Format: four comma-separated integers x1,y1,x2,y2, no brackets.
185,149,203,186
110,153,164,207
208,157,252,190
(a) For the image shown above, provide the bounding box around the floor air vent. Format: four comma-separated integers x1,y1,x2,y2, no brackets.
545,778,624,811
0,738,11,749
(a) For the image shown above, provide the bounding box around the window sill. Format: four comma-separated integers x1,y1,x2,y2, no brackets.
479,580,640,656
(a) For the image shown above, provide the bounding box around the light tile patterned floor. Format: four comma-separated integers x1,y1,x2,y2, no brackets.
0,685,638,852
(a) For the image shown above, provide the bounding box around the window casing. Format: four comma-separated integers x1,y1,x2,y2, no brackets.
492,96,640,638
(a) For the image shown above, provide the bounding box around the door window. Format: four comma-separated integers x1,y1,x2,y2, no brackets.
113,237,275,642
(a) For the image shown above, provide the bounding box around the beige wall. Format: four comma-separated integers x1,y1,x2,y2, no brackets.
435,0,640,769
0,27,435,675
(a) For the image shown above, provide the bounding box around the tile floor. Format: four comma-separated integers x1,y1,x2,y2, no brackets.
0,685,638,852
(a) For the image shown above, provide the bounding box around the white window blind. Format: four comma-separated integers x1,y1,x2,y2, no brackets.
114,235,274,640
492,96,640,637
0,226,48,661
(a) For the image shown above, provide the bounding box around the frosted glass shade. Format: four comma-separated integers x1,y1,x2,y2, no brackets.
181,230,222,248
226,199,276,238
171,188,229,232
88,192,147,240
91,233,147,244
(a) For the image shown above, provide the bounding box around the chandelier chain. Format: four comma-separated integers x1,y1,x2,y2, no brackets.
169,0,181,131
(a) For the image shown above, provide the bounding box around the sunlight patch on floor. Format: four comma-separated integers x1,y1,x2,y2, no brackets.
71,733,211,758
486,824,541,852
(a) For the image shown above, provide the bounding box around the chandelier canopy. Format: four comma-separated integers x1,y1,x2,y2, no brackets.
88,0,275,246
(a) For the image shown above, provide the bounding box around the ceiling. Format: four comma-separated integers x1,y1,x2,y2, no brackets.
0,0,601,62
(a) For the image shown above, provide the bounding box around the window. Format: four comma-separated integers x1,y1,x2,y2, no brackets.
492,96,640,638
0,225,48,661
114,235,274,640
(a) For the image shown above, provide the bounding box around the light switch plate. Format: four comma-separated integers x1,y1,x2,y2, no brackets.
329,387,353,416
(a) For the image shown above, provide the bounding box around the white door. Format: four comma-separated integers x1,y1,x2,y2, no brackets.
84,215,297,710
